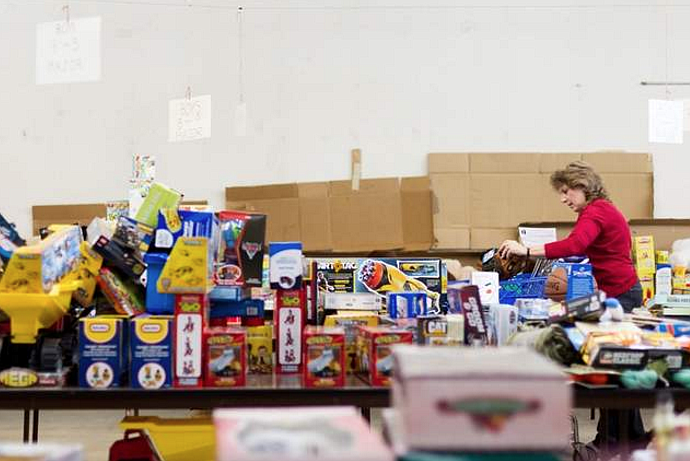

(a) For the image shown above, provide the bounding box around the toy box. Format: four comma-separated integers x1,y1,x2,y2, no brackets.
458,285,489,346
303,326,345,388
130,315,173,389
387,292,427,319
93,235,147,280
269,242,302,290
640,275,655,304
134,182,182,228
275,288,305,374
0,225,82,294
391,345,571,452
150,209,218,255
313,258,445,314
246,324,273,374
97,267,145,316
657,266,673,297
62,241,103,307
216,211,266,287
356,326,413,386
79,317,126,388
416,315,451,346
112,216,153,254
213,407,394,461
174,294,209,387
158,237,214,294
470,271,500,305
143,252,175,314
487,304,519,346
204,327,246,387
324,311,379,373
633,235,656,276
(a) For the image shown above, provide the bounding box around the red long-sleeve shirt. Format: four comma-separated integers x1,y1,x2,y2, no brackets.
544,198,638,297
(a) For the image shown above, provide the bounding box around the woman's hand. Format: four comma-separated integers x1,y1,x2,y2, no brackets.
498,240,528,259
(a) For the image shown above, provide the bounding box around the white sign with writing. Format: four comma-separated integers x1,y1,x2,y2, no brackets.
36,17,101,85
169,95,212,142
649,99,683,144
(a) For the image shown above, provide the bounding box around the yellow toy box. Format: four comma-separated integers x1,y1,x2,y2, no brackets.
0,225,82,294
158,237,213,294
62,241,103,307
324,311,378,373
633,236,655,277
246,325,273,374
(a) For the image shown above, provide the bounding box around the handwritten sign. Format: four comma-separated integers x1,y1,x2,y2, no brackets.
36,17,101,85
649,99,683,144
169,95,212,142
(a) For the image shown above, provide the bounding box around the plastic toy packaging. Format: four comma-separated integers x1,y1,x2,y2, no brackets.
216,211,266,287
303,326,345,388
0,212,24,263
357,259,440,311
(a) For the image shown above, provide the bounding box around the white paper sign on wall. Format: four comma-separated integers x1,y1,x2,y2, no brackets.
36,17,101,85
649,99,683,144
169,95,212,142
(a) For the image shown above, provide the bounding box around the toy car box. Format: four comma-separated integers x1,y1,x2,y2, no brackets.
204,327,246,387
303,326,345,388
391,345,571,452
356,326,413,386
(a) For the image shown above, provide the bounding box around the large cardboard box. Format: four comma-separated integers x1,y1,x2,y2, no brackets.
540,174,578,222
226,182,331,251
601,173,654,220
434,227,471,250
32,203,106,235
469,174,543,228
630,219,690,252
540,153,583,173
582,152,652,173
428,153,469,174
226,178,432,252
470,227,518,250
470,153,541,173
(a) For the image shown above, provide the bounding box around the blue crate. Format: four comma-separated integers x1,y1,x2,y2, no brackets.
499,275,547,305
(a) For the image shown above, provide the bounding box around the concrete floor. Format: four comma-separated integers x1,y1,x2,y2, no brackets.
0,408,648,461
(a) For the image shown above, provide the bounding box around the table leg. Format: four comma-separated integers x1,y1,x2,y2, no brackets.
32,410,39,443
618,410,630,458
360,407,371,424
600,409,610,457
22,410,30,443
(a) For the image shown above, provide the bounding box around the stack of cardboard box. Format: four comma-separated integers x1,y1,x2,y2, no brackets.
429,152,653,250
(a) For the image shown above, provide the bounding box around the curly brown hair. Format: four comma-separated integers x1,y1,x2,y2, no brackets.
550,160,609,202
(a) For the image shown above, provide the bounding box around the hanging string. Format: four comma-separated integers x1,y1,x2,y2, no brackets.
237,6,244,104
664,6,670,98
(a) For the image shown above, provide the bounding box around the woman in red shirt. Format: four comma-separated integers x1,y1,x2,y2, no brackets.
498,160,642,310
499,160,645,452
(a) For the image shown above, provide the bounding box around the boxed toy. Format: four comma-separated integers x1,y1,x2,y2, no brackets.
213,407,394,461
130,315,173,389
0,225,82,294
657,266,672,297
79,317,126,388
216,211,266,287
62,241,103,307
416,315,451,346
150,209,218,255
640,275,655,304
158,237,214,294
174,294,209,387
356,326,413,386
112,216,153,254
246,324,273,374
97,267,145,316
275,288,305,374
204,327,246,387
143,252,175,314
134,182,182,228
269,242,302,290
458,285,489,346
633,235,656,276
391,345,571,452
487,304,519,346
303,326,345,388
324,311,379,373
470,271,500,305
387,292,427,319
313,258,445,314
93,235,146,280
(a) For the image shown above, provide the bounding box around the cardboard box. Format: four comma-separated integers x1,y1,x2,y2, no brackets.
356,326,413,387
630,219,690,251
600,173,653,219
130,315,173,389
174,294,209,388
470,174,543,228
433,227,471,249
246,325,273,374
400,177,434,251
430,174,470,228
275,288,305,374
297,182,332,252
324,311,379,374
32,204,106,235
540,174,579,222
391,345,571,452
633,236,656,276
539,153,583,173
329,178,404,251
469,153,541,173
470,228,517,250
428,153,469,173
582,152,652,173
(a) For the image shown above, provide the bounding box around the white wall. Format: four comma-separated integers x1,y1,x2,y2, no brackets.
2,0,690,236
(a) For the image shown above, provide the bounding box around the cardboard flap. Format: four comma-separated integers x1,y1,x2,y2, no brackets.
539,153,584,173
32,203,107,234
400,176,430,191
298,182,329,198
470,153,541,173
428,153,469,174
329,178,399,196
225,183,299,201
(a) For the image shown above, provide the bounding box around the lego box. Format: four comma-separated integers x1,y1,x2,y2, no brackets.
205,327,246,387
130,315,173,389
356,326,413,386
79,317,126,388
303,326,345,388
